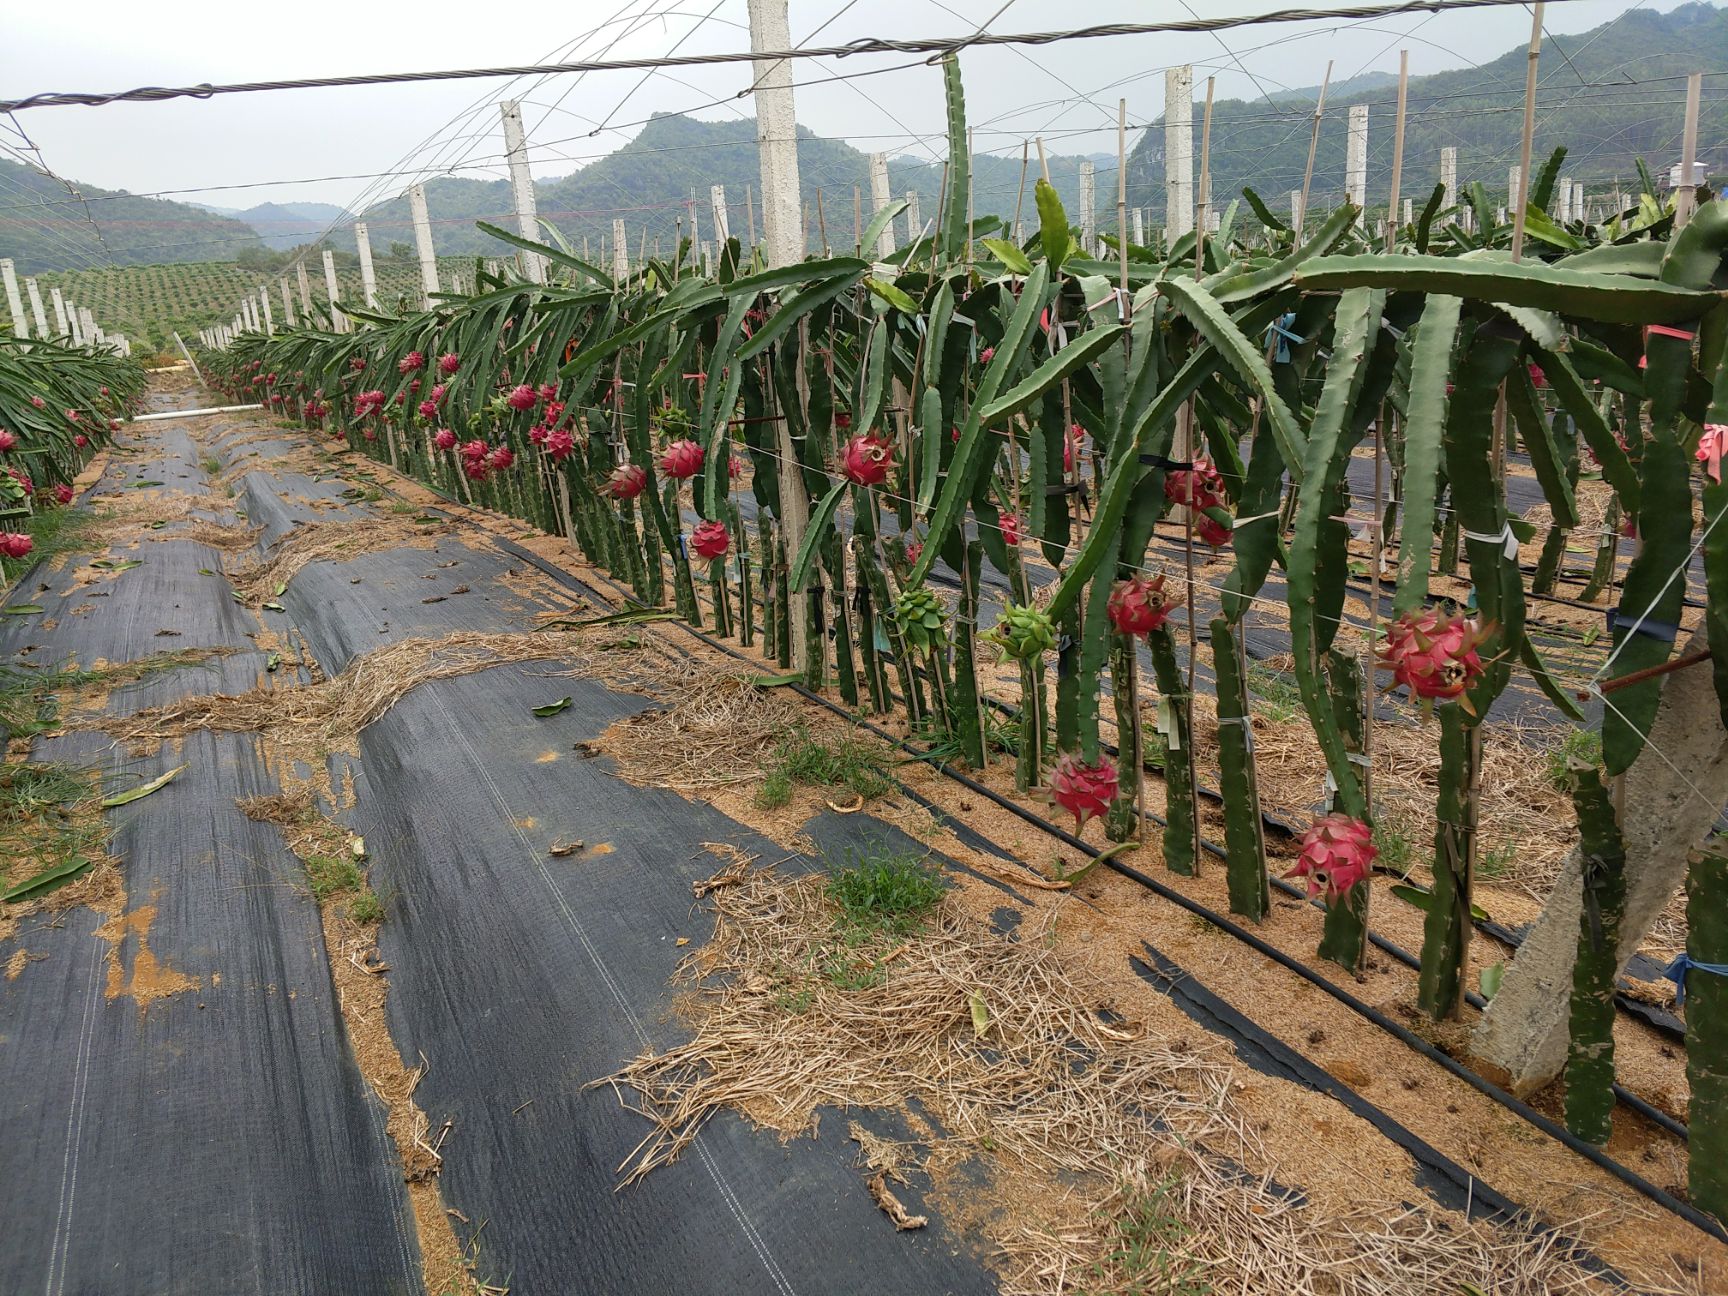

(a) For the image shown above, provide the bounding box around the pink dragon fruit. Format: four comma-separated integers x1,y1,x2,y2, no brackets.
53,484,74,505
1287,813,1376,904
604,464,648,499
72,434,88,449
690,520,730,559
1164,457,1225,511
460,438,488,462
505,384,537,412
999,512,1024,546
544,429,576,462
418,400,439,419
1195,514,1232,548
1106,574,1172,636
29,395,44,409
1063,422,1085,473
658,439,704,480
840,432,894,486
433,429,458,451
462,458,490,481
1377,609,1485,703
538,383,558,403
1049,752,1119,833
0,430,15,452
542,400,565,426
399,351,424,374
487,445,515,472
349,356,366,372
437,352,460,375
528,426,549,445
0,532,33,559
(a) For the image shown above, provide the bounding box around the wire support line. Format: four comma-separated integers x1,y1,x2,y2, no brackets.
0,0,1585,114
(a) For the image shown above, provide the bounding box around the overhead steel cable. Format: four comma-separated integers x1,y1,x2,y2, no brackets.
0,0,1596,114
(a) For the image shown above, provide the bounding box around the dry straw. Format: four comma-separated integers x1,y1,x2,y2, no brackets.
601,865,1614,1296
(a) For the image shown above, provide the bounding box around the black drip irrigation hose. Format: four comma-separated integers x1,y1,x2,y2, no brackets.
326,452,1719,1247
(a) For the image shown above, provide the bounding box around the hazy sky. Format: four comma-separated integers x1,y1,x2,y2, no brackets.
0,0,1699,228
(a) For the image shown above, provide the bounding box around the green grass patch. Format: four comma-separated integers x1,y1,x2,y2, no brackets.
1544,728,1602,792
1076,1174,1209,1296
826,846,946,940
0,760,108,894
1478,841,1518,880
348,890,383,923
0,648,225,738
305,852,362,901
1246,662,1302,723
753,728,891,808
1371,810,1417,880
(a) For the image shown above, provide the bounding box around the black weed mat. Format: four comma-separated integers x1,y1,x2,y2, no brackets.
0,470,422,1294
347,663,1000,1295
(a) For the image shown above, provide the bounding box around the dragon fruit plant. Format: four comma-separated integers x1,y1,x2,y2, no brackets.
1049,752,1119,836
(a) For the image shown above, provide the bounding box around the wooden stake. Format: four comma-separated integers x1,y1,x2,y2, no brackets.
1677,72,1704,228
1012,141,1031,239
1385,51,1409,252
1296,62,1333,242
1508,3,1544,263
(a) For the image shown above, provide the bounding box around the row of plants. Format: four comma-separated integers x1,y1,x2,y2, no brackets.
201,57,1728,1209
0,334,142,578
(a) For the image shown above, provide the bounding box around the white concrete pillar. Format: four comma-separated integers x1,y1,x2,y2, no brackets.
280,278,296,327
1164,66,1194,239
23,278,48,337
1,260,28,338
710,184,730,244
355,221,379,309
322,249,345,332
1440,146,1457,207
500,100,546,284
1556,174,1572,223
407,184,438,308
1131,206,1145,246
748,0,806,268
1290,190,1303,232
1345,104,1369,208
78,306,95,344
1573,181,1585,225
1508,165,1522,214
49,286,68,336
868,153,894,257
296,261,313,316
260,286,274,335
1402,197,1413,226
612,217,628,280
905,189,921,244
1079,160,1097,254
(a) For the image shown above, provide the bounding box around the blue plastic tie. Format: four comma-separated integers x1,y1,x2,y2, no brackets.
1663,952,1728,1008
1264,313,1305,363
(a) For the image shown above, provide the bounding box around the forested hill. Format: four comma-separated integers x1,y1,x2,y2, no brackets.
340,112,1108,259
1125,2,1728,221
0,158,258,273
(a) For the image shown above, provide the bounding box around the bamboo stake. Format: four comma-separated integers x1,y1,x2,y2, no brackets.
1183,78,1217,874
1508,4,1544,263
1012,141,1031,241
1296,62,1333,242
1117,97,1145,838
1385,51,1409,252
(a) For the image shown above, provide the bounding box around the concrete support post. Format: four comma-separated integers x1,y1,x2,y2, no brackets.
407,184,438,309
1,259,28,337
501,100,546,283
868,153,894,257
905,190,921,244
260,287,274,335
710,184,730,244
321,250,345,333
280,278,296,327
748,0,806,268
1345,104,1369,208
24,278,48,337
296,261,313,316
355,221,379,308
1164,66,1194,240
49,286,68,336
1079,160,1096,253
612,218,629,280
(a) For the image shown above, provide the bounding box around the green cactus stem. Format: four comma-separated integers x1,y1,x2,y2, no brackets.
1210,617,1269,919
822,529,858,707
952,541,987,769
1685,847,1728,1222
1319,647,1371,968
1581,497,1621,604
1104,630,1143,844
1565,764,1627,1146
1419,704,1479,1018
1147,626,1196,877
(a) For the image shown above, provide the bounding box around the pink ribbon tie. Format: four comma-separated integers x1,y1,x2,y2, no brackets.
1699,424,1728,484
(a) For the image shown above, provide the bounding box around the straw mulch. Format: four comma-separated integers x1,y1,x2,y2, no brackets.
96,629,622,754
600,865,1614,1296
598,669,811,790
230,517,459,603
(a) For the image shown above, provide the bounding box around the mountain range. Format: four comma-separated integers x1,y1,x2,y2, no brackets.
2,2,1723,276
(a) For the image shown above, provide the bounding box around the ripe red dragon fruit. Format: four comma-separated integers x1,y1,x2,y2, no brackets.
1195,514,1232,548
604,463,648,499
0,532,33,559
0,430,15,452
528,426,549,445
29,395,44,409
544,429,576,462
840,432,894,486
1164,457,1225,511
1064,422,1085,473
506,384,537,412
463,458,490,481
433,429,458,451
460,438,488,461
65,409,80,424
354,390,385,418
487,445,515,472
438,352,460,375
72,434,89,449
1377,609,1485,703
658,439,704,479
1049,752,1119,833
999,512,1024,546
53,484,74,505
430,383,446,402
399,351,424,374
537,383,558,403
729,455,746,480
1287,813,1376,904
542,400,566,426
690,520,730,559
418,399,438,419
1107,574,1171,636
9,468,32,495
349,356,366,372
